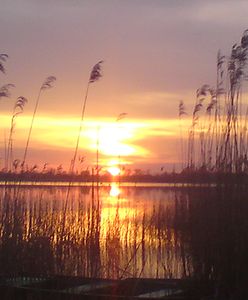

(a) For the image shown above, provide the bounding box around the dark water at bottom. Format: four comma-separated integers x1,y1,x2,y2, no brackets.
0,183,247,298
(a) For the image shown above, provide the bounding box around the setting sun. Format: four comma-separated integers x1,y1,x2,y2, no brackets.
85,123,138,157
107,166,121,176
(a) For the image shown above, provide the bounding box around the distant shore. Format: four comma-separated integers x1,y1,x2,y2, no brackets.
1,171,248,185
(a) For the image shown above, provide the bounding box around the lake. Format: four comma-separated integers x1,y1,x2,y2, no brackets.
0,182,247,297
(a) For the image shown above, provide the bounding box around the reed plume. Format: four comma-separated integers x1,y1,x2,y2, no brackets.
0,54,15,99
22,76,56,170
0,84,15,99
0,54,8,74
178,101,186,169
187,91,204,170
116,112,128,122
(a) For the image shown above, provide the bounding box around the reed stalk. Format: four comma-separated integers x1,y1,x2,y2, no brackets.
0,53,15,170
21,76,56,171
61,61,103,241
69,60,103,174
6,97,27,171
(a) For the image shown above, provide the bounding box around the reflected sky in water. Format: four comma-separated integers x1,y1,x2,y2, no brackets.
1,183,248,298
0,183,186,279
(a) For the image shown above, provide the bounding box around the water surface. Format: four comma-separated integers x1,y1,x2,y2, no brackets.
0,183,247,297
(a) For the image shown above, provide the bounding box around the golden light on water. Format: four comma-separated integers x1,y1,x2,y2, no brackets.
1,183,181,278
100,183,138,233
109,183,121,197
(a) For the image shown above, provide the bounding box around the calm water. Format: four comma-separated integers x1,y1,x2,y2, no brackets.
0,182,248,297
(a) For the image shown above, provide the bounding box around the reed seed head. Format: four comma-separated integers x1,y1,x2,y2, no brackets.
89,60,104,83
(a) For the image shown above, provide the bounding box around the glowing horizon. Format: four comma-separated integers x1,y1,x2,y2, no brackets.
0,113,191,171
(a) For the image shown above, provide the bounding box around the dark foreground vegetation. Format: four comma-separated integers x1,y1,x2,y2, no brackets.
0,184,248,299
180,29,248,175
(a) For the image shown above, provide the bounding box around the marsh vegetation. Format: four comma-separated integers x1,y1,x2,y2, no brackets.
181,30,248,176
0,184,247,298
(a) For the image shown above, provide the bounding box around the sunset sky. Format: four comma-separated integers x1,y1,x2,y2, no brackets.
1,0,248,173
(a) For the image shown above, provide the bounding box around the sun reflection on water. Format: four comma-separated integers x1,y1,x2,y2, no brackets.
109,183,121,197
0,185,184,279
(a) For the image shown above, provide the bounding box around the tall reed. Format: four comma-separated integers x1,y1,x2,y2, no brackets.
69,61,103,174
61,61,103,242
0,53,15,171
21,76,56,171
184,30,248,174
6,97,27,171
